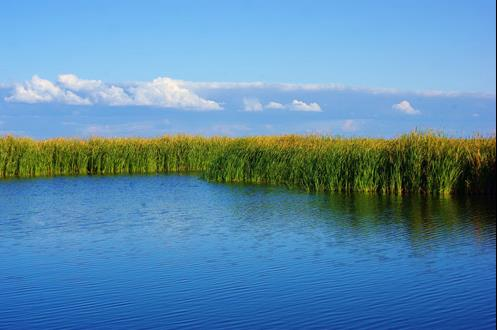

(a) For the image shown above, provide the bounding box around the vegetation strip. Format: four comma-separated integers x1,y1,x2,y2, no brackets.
1,133,495,194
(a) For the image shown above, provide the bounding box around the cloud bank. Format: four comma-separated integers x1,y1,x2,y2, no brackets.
5,75,326,113
6,75,222,111
185,81,495,99
6,75,91,105
4,74,494,118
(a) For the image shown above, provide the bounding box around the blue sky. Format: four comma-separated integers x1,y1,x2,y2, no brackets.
0,0,495,138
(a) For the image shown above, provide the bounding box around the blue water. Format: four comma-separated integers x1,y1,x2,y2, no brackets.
0,175,495,329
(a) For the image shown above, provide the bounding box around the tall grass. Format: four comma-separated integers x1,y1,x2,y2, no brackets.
0,132,495,194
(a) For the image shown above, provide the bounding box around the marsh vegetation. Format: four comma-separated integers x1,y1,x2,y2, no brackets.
1,132,495,194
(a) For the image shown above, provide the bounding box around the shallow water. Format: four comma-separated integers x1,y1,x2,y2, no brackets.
0,175,495,329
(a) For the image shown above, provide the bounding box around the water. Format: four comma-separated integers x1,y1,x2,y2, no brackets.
0,175,495,329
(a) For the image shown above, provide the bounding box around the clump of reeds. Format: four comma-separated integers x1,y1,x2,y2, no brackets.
0,132,495,194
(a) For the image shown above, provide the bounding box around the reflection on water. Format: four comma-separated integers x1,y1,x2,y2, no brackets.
320,193,495,248
0,175,495,329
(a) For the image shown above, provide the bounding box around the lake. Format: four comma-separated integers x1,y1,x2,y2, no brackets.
0,175,495,329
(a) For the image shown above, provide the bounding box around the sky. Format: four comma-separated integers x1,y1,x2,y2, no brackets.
0,0,495,138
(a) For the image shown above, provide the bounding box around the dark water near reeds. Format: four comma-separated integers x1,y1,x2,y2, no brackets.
0,175,495,329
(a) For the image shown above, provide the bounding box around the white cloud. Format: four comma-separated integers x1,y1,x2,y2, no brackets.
243,98,264,112
265,101,285,110
290,100,322,112
392,100,421,115
3,76,496,101
6,75,91,105
58,74,103,91
58,74,134,106
93,85,133,106
130,77,222,110
6,75,222,110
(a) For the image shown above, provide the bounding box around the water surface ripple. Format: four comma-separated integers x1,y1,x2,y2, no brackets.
0,175,495,329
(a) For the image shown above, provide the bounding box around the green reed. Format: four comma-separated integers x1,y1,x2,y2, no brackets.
1,132,495,194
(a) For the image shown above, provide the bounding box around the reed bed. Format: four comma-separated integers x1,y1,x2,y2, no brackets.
1,133,495,194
